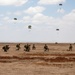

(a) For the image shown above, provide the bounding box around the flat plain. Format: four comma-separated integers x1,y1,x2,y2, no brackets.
0,43,75,75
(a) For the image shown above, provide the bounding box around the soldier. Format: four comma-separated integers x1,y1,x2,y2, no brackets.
32,44,36,50
6,45,10,51
24,44,27,51
28,45,30,52
44,44,49,51
2,46,7,52
16,44,20,50
2,45,10,52
24,44,31,52
69,44,73,51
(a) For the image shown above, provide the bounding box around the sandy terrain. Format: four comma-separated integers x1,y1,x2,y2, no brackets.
0,43,75,75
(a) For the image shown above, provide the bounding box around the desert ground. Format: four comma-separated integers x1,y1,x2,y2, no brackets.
0,43,75,75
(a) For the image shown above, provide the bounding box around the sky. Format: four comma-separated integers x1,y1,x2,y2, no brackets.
0,0,75,43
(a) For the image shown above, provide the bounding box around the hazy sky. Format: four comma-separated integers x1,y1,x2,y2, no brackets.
0,0,75,43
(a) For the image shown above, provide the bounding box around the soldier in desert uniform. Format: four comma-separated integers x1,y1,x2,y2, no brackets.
16,44,20,50
24,44,31,52
2,45,10,52
44,44,49,51
32,44,36,50
69,44,73,51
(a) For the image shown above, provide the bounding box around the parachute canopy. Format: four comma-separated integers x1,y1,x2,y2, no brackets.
56,29,59,31
59,3,62,6
14,18,17,20
28,25,32,29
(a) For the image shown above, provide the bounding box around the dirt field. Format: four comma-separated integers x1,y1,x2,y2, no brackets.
0,43,75,75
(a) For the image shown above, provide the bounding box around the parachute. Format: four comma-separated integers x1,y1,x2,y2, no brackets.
28,25,32,29
59,3,62,9
14,18,17,20
59,3,62,6
56,28,59,43
56,29,59,31
13,18,17,24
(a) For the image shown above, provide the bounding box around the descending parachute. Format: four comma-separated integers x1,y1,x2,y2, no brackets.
56,28,59,43
14,18,17,20
13,18,17,24
28,25,32,32
59,3,62,6
28,25,32,29
56,29,59,31
59,3,62,9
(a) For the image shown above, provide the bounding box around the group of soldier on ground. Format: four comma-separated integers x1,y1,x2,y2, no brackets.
2,43,73,52
2,44,36,52
16,44,36,52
